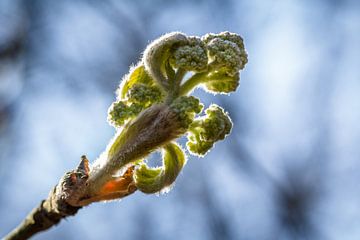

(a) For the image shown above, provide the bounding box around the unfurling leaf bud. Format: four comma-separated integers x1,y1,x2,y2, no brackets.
96,31,246,198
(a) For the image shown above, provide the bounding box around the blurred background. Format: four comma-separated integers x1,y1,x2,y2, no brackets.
0,0,359,239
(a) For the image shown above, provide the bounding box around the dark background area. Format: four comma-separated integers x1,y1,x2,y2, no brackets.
1,0,359,239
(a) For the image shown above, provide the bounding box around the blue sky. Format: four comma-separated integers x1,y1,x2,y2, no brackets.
1,0,360,239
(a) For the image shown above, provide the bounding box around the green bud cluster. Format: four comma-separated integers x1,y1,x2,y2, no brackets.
202,31,247,70
169,96,204,129
206,38,242,77
187,104,232,156
108,65,164,127
108,101,143,127
199,32,248,94
170,37,208,72
127,83,163,106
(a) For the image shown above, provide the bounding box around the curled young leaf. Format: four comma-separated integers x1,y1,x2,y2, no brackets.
134,142,186,194
143,32,188,90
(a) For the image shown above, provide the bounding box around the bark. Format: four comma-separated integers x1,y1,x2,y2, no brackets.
4,191,81,240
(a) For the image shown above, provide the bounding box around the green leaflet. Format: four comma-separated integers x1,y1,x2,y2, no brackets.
119,64,154,99
134,142,186,194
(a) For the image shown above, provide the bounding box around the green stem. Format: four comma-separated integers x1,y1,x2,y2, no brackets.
179,72,207,96
174,68,187,86
164,60,175,80
165,68,187,103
